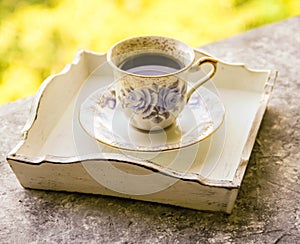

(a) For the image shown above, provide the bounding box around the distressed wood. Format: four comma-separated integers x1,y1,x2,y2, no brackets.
6,50,276,213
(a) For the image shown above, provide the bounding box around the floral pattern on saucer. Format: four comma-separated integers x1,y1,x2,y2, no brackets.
99,89,116,110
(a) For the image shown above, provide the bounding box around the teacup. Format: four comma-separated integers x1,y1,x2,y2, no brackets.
107,35,218,131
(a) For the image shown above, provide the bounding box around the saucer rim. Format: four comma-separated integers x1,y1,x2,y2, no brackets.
79,85,225,152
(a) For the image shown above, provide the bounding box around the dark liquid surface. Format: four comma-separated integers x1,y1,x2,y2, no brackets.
118,53,184,76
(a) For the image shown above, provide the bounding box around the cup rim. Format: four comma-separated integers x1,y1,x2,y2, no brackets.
106,35,196,78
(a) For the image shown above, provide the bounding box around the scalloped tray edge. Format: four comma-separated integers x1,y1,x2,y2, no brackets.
6,49,277,213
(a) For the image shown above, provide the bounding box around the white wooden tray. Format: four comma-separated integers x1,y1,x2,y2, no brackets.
6,49,276,213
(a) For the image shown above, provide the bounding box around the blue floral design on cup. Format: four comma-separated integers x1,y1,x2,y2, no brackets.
126,88,157,115
121,80,186,125
157,86,182,112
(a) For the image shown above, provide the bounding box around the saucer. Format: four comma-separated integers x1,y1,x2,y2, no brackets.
79,85,225,152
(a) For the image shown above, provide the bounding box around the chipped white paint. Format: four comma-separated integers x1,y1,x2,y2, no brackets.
6,49,276,213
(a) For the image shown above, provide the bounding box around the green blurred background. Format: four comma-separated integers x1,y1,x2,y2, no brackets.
0,0,299,104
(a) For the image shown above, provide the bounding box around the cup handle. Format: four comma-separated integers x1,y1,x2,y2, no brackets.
186,57,218,101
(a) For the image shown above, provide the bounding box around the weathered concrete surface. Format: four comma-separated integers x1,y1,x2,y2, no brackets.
0,17,299,243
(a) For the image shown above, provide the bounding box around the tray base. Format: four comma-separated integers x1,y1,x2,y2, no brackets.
7,50,276,213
